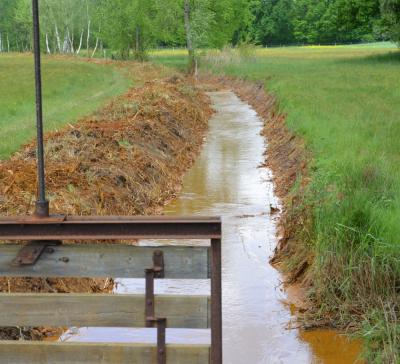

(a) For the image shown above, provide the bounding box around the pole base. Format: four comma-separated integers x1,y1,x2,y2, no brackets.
34,200,49,218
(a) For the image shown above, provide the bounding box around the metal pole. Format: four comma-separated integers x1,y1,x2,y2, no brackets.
32,0,49,217
156,318,167,364
145,268,155,327
211,238,222,364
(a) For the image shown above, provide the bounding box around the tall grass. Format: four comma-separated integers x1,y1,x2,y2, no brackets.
0,54,130,159
152,43,400,362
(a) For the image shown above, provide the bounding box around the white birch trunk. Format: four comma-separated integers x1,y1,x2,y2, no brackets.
67,28,74,53
91,37,99,58
55,25,61,53
76,29,84,54
63,33,69,53
86,20,91,57
71,30,75,52
7,33,10,52
45,33,51,54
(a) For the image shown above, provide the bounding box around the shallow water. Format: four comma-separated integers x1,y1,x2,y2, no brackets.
65,91,361,363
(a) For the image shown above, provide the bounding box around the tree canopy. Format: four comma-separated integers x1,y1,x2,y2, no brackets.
0,0,398,56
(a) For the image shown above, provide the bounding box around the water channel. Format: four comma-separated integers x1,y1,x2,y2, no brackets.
65,91,361,363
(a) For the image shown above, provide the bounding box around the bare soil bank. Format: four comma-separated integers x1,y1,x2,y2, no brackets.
0,64,212,339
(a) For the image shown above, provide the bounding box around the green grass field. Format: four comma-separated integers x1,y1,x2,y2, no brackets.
152,43,400,362
0,54,130,159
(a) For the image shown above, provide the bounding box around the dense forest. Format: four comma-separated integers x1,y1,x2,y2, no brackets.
0,0,399,58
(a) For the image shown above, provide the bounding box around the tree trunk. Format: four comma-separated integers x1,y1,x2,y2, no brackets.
136,26,140,53
69,28,74,53
91,37,99,58
63,31,70,53
86,0,91,58
77,29,84,54
133,26,146,61
55,25,61,53
86,20,91,57
184,0,195,75
91,25,101,58
45,33,51,54
7,33,10,52
70,27,75,53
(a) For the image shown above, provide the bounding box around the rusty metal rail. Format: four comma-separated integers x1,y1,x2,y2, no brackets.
0,216,223,364
0,216,221,240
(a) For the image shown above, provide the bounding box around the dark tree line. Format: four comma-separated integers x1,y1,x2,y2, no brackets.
248,0,399,45
0,0,398,56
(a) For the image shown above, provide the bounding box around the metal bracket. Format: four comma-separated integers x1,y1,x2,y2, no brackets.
153,250,164,278
147,317,167,364
11,241,61,266
145,251,165,325
144,250,166,364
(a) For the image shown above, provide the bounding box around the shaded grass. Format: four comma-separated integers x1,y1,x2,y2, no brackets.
152,43,400,362
0,54,131,159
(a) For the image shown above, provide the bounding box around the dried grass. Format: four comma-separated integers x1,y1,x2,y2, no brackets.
0,76,211,217
0,72,212,299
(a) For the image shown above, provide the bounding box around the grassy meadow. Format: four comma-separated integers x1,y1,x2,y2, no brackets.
0,54,130,159
152,43,400,362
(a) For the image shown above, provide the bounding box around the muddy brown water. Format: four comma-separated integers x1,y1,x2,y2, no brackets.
64,91,362,363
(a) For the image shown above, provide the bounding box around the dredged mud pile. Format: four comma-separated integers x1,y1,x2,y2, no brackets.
1,77,211,217
0,73,212,339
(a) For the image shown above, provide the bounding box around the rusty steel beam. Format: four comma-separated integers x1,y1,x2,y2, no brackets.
0,216,222,241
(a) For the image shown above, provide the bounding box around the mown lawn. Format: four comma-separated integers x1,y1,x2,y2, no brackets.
0,54,130,159
152,43,400,362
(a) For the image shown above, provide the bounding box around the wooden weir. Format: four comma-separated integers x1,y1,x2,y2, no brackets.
0,216,223,364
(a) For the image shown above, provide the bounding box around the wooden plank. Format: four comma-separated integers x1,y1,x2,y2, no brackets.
0,293,210,328
0,244,210,279
0,216,222,240
0,341,210,364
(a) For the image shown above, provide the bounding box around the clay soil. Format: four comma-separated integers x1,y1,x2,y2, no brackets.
0,63,213,339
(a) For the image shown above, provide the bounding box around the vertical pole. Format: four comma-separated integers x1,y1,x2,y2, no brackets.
211,238,222,364
157,318,167,364
145,268,155,327
32,0,49,217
